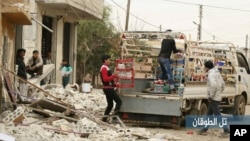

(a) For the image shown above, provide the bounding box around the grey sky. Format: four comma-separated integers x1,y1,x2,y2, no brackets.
105,0,250,47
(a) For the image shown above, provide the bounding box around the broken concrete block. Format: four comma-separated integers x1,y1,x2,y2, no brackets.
73,104,84,110
3,107,25,125
60,124,73,132
52,119,70,127
77,118,97,127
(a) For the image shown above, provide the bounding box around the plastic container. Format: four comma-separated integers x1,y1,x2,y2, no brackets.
154,84,164,92
163,85,170,93
82,83,91,93
117,63,126,77
178,84,185,96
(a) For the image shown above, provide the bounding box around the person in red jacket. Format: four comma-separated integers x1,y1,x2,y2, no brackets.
100,55,122,122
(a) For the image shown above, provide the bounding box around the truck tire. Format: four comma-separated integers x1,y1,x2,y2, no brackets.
183,103,207,127
199,103,208,116
233,95,246,120
187,102,207,116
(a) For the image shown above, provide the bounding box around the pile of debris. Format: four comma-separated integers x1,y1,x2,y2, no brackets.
0,84,182,141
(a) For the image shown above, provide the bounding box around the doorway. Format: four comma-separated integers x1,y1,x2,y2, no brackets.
41,16,53,62
63,22,71,61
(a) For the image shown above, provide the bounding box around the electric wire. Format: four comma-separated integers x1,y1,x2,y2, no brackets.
162,0,250,13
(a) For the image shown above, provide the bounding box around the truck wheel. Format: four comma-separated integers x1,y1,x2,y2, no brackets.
188,108,198,115
234,95,246,120
187,103,207,116
199,103,208,116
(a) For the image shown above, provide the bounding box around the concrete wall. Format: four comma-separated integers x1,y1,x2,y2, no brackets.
1,13,16,71
23,0,39,62
69,0,104,19
35,0,104,20
54,18,64,84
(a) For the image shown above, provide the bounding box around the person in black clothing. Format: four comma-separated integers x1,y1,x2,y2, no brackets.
100,55,122,122
16,49,27,80
16,48,28,101
158,35,182,93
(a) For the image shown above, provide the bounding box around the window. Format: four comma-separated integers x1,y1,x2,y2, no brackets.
237,52,250,74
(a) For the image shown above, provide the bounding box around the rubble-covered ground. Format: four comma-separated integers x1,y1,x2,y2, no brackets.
0,84,232,141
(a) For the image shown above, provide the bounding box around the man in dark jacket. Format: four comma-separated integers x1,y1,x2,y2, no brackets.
16,49,27,80
16,48,28,101
100,55,122,122
158,35,182,93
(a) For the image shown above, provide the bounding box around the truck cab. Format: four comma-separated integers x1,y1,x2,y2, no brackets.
117,31,250,128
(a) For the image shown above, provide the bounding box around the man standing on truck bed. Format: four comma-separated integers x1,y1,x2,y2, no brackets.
198,61,230,137
100,55,122,122
158,35,182,93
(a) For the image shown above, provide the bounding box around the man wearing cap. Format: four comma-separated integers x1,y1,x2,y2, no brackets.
198,60,230,137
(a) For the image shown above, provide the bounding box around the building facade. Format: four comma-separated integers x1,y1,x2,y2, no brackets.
1,0,32,111
22,0,104,84
1,0,32,70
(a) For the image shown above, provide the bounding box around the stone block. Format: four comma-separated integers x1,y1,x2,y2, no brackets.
3,106,25,124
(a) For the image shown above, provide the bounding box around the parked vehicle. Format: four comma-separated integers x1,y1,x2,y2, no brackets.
117,31,249,128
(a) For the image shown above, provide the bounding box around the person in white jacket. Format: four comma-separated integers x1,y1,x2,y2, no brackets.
198,61,230,137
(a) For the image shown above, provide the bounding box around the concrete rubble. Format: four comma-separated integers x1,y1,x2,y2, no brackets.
0,84,182,141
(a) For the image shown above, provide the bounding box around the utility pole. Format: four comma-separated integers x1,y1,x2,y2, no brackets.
245,34,248,59
246,34,248,48
197,5,203,41
160,25,162,32
0,0,2,113
125,0,131,31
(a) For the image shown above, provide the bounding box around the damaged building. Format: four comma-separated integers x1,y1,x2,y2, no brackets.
21,0,104,84
1,0,104,109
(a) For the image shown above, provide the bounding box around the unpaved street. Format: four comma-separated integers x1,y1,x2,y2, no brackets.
132,106,250,141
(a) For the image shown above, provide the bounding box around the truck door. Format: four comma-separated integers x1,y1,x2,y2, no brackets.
236,52,250,104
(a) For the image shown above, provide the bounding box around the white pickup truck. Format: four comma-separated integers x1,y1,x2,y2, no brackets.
117,31,250,128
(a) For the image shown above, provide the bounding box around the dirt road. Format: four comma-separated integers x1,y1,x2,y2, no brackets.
133,105,250,141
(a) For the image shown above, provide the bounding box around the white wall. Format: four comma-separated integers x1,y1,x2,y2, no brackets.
55,18,64,84
23,0,39,63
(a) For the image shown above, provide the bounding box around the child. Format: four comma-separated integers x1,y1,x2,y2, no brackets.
60,59,72,88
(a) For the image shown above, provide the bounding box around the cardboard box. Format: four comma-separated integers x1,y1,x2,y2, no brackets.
146,58,153,64
141,66,152,72
135,73,146,78
134,64,141,71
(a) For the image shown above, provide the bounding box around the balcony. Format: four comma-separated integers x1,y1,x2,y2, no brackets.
35,0,104,20
1,0,32,25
